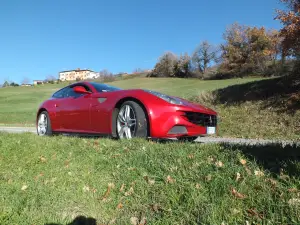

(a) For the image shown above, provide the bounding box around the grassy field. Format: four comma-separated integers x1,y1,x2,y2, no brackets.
1,132,300,224
0,77,264,125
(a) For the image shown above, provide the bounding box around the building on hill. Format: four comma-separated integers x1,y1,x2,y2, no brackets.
86,71,101,79
33,80,44,85
59,68,94,81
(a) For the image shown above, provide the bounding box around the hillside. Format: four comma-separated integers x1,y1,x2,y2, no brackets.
0,77,264,125
191,75,300,140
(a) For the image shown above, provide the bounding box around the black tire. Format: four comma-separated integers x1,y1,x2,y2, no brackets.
37,111,53,136
178,136,198,142
116,101,148,139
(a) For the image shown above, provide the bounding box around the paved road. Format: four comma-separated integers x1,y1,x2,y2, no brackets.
0,126,299,147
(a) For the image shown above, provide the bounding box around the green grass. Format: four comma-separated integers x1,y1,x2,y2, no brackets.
0,77,264,125
190,75,300,141
1,132,300,224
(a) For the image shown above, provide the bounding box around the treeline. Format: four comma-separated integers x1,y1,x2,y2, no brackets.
149,0,300,79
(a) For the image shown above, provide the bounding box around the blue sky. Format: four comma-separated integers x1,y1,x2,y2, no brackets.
0,0,284,84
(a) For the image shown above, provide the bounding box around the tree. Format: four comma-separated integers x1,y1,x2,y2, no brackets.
99,69,113,77
276,0,300,62
220,22,281,76
2,81,9,87
192,41,217,75
174,53,192,78
10,82,19,87
151,52,178,77
133,68,143,73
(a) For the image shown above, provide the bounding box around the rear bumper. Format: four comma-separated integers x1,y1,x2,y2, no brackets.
148,105,217,138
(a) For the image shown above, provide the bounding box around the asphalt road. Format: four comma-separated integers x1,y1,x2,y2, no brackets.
0,126,299,147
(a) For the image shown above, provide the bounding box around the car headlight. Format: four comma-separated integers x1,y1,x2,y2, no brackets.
144,90,183,105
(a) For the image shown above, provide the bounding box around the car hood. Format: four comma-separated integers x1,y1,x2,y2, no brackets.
173,96,217,115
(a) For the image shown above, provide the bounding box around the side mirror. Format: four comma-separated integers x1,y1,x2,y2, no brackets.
73,86,91,94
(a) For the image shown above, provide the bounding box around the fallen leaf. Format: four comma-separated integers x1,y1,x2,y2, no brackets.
39,156,47,163
120,183,125,192
130,217,139,225
83,185,90,192
240,159,247,165
108,218,116,224
215,161,224,167
247,208,264,219
64,160,70,168
232,208,240,215
244,165,252,175
139,217,146,225
205,175,212,182
254,170,264,177
150,204,162,213
112,154,121,158
188,154,195,159
231,187,246,199
266,178,277,187
207,156,215,163
125,187,134,196
288,188,298,193
34,173,44,181
128,167,136,171
143,176,155,185
102,183,115,200
288,198,300,206
235,172,241,181
21,185,28,191
117,202,123,209
166,175,176,184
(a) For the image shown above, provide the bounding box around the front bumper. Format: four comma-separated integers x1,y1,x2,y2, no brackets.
149,105,218,138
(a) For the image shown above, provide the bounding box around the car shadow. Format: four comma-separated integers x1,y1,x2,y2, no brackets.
45,215,97,225
210,75,300,114
221,142,300,177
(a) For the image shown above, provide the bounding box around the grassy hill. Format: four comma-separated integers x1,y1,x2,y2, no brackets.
0,75,299,140
0,77,264,125
191,75,300,140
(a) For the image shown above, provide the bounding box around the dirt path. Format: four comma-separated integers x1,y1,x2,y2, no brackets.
0,126,299,146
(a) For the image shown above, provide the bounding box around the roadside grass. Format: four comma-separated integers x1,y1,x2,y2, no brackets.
0,77,264,125
190,75,300,141
1,132,300,224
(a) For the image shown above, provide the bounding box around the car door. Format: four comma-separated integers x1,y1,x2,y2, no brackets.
90,92,112,134
52,87,68,130
60,85,92,132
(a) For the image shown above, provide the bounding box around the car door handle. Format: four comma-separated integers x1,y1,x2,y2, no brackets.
55,104,59,107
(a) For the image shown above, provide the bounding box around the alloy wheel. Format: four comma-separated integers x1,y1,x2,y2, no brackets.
37,113,48,136
117,105,137,139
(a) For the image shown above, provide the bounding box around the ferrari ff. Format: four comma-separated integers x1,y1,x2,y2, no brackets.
36,81,218,141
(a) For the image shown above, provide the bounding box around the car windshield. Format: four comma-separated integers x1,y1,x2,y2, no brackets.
90,82,122,92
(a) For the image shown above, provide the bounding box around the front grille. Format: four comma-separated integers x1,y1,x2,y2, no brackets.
184,112,217,127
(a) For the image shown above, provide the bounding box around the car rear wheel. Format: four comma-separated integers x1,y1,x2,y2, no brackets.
116,101,148,139
37,111,52,136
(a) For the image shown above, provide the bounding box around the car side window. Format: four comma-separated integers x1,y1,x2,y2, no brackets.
52,88,67,99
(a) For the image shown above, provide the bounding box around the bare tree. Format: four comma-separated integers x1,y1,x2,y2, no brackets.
152,51,178,77
22,77,30,84
46,75,56,81
133,68,143,73
99,69,113,77
192,41,217,74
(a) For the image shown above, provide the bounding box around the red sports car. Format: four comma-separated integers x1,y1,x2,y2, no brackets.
36,81,218,141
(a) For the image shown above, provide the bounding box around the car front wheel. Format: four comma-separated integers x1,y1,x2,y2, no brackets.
37,111,52,136
116,101,148,139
